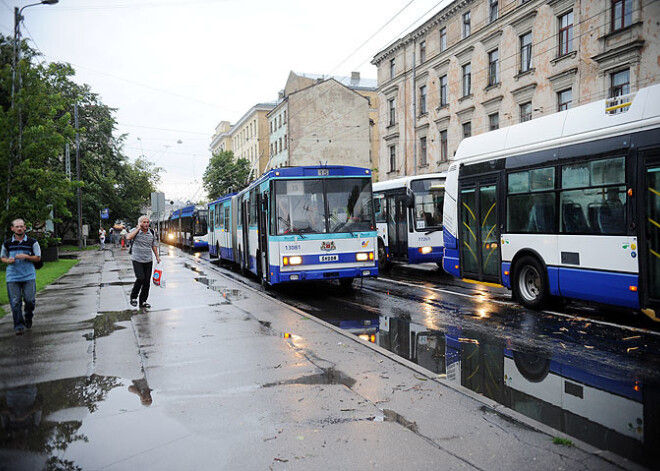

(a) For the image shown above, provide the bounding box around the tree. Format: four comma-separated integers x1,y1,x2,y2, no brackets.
202,151,250,200
0,34,162,241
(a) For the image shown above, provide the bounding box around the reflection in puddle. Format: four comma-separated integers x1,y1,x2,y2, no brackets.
194,277,244,303
373,314,660,467
0,375,139,469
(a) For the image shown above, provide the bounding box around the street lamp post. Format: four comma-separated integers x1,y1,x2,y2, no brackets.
6,0,59,211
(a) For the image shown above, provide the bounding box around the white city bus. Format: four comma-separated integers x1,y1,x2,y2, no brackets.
373,173,446,270
442,84,660,320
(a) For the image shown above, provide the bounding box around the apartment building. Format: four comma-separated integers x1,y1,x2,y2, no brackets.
371,0,660,180
267,73,372,171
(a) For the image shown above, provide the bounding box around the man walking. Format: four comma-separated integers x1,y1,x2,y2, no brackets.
126,215,160,309
1,219,41,335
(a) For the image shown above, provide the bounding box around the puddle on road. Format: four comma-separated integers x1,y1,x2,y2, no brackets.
262,367,356,389
83,310,137,340
351,312,660,468
0,375,153,470
194,277,245,303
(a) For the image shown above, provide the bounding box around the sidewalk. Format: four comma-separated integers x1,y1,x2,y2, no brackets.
0,247,643,470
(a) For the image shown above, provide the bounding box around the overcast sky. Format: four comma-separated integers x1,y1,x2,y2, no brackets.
1,0,445,202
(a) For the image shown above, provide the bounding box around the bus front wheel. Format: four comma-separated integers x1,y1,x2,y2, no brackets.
512,256,548,310
378,241,391,272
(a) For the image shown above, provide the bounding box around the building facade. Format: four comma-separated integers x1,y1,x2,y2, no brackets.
371,0,660,180
230,103,276,179
267,76,372,170
210,120,232,155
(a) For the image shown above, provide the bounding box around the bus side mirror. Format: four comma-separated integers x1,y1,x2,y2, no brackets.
374,199,381,212
403,195,414,208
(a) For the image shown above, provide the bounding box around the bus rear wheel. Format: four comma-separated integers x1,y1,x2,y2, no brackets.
512,255,548,310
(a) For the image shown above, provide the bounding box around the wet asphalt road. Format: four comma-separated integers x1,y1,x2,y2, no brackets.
197,251,660,468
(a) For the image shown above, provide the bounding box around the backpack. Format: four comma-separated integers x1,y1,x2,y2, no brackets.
128,228,157,255
3,237,43,269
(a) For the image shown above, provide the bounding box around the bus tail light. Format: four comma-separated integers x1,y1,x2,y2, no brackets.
629,285,638,292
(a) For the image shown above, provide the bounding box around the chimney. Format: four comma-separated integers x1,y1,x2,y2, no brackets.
351,71,360,84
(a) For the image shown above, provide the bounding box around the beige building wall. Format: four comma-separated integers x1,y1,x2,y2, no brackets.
371,0,660,181
268,79,371,170
230,103,275,179
280,71,380,175
210,120,232,155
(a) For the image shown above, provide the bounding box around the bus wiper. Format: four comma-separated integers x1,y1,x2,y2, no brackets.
424,228,442,235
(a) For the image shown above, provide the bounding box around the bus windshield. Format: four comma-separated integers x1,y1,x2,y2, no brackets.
194,211,208,236
411,178,444,231
273,178,374,235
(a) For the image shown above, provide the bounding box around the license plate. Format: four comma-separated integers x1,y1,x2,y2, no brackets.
319,255,338,262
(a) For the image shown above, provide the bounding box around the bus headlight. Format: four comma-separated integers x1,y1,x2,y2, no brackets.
167,233,174,240
283,256,303,266
418,246,432,255
356,252,374,261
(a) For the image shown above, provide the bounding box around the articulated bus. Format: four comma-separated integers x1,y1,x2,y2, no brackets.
208,193,236,260
169,204,209,250
443,84,660,319
209,165,378,288
372,173,445,269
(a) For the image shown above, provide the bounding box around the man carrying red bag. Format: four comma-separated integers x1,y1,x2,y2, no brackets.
126,215,160,309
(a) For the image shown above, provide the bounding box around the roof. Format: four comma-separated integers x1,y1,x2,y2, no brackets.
292,71,377,91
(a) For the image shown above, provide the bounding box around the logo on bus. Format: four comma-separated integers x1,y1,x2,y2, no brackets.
361,240,370,248
320,241,336,252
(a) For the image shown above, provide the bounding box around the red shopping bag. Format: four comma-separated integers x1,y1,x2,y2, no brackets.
152,263,163,287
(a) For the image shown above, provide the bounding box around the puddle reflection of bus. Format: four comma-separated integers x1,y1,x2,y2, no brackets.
378,316,659,467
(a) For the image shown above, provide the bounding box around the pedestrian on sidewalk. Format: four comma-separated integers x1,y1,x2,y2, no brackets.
126,215,160,309
120,227,127,250
0,219,41,335
99,227,106,250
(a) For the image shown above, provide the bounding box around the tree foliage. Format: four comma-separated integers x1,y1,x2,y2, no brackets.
202,150,250,200
0,35,161,241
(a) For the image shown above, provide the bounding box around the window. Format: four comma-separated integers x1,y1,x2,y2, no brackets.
463,122,472,138
507,167,556,233
419,137,428,166
558,89,572,111
283,110,287,124
278,138,282,153
463,12,471,38
558,11,573,56
520,32,532,72
419,85,427,114
560,157,626,234
390,58,396,79
462,63,472,97
440,28,447,52
488,50,499,86
389,145,396,172
388,98,396,126
439,75,448,106
419,40,426,63
490,0,498,23
610,69,630,97
284,134,287,149
612,0,632,31
489,113,499,130
439,130,448,162
520,102,532,122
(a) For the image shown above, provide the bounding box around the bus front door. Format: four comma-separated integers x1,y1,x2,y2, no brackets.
459,181,500,283
386,193,408,261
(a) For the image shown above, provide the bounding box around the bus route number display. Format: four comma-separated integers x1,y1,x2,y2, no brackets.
317,169,330,176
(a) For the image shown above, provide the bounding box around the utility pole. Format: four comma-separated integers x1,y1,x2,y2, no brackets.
75,103,82,248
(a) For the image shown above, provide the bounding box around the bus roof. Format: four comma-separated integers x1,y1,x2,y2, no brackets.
373,172,447,193
208,193,236,206
454,84,660,165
